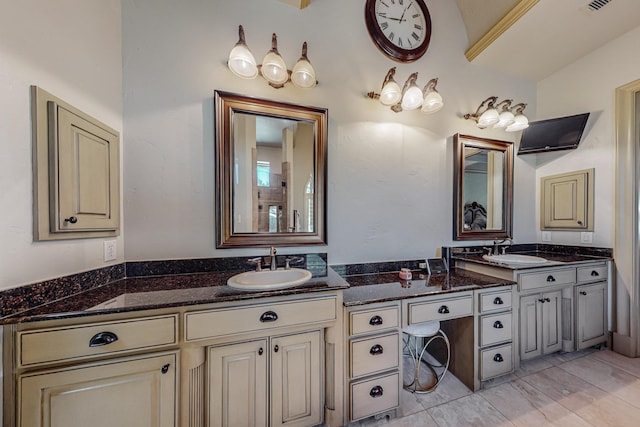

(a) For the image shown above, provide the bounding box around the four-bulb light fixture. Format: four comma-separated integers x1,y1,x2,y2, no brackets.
367,67,443,114
464,96,529,132
227,25,317,89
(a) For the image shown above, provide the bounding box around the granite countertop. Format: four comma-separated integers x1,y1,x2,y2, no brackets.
1,268,349,324
452,250,613,270
342,268,514,307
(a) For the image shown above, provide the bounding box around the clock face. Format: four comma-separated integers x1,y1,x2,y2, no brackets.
365,0,432,62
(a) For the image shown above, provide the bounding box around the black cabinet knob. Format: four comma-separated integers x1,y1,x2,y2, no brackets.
580,291,587,296
591,270,600,277
89,331,118,347
274,344,279,353
369,315,383,326
493,353,504,363
493,320,504,329
258,347,264,355
369,385,384,398
438,305,450,314
369,344,384,356
260,311,278,322
546,275,556,282
161,363,170,374
64,216,78,224
493,297,504,305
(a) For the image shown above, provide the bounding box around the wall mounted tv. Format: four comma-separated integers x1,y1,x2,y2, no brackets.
517,112,590,155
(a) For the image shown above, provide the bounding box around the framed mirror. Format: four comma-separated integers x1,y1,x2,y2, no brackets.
453,134,513,240
215,90,327,248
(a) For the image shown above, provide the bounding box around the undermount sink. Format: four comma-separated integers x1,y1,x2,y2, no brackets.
227,268,312,290
482,254,549,265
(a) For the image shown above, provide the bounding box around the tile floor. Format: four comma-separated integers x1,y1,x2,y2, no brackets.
354,348,640,427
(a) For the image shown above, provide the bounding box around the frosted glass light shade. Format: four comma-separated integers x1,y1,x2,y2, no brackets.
505,114,529,132
228,44,258,79
493,110,515,128
477,108,499,128
291,59,316,88
401,85,423,110
379,80,402,106
421,90,443,113
261,51,288,85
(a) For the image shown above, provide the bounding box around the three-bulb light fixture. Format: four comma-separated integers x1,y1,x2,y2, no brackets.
464,96,529,132
367,67,443,114
227,25,317,89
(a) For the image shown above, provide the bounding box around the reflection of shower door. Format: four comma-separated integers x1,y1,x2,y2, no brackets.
268,205,282,232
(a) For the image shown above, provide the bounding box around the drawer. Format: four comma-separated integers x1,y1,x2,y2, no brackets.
519,268,575,291
479,289,512,313
350,372,399,421
407,294,473,325
19,315,178,367
350,332,399,379
480,312,513,347
577,264,607,284
185,296,336,342
350,305,399,336
480,343,513,380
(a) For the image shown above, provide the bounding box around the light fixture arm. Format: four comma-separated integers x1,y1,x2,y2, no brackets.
495,99,513,112
422,77,438,95
464,96,498,121
381,67,397,91
511,103,527,114
237,25,248,46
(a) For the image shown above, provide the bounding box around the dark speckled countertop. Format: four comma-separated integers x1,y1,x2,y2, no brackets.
342,268,514,306
451,250,612,270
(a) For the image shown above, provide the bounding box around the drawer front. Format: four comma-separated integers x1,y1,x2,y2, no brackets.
480,312,513,347
350,332,399,379
350,305,399,336
519,268,576,291
350,372,399,421
577,264,607,284
479,290,512,313
185,296,336,342
19,315,178,367
480,343,513,380
408,294,473,324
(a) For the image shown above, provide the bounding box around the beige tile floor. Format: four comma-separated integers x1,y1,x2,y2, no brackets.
354,348,640,427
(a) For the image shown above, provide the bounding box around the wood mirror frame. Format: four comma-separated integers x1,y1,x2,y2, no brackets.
215,90,327,248
453,133,513,241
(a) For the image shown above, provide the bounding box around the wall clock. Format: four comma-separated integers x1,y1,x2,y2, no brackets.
364,0,432,63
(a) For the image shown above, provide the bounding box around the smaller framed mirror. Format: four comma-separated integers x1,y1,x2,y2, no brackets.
453,134,513,240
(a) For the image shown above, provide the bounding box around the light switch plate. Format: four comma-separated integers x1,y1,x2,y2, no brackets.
581,232,593,244
542,231,552,242
104,240,117,262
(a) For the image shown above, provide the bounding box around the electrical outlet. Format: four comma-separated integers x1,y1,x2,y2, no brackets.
542,231,552,242
104,240,117,262
581,232,593,244
419,262,427,269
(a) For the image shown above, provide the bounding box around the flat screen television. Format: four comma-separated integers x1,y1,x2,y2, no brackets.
517,112,590,155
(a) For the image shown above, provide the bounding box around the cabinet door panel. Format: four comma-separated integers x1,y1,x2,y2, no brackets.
577,282,607,349
271,331,322,427
19,352,176,427
208,340,268,427
542,291,563,354
519,294,541,360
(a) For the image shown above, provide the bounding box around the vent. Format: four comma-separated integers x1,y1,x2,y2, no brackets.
585,0,613,12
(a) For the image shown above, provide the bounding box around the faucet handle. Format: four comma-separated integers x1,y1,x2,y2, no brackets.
247,257,262,272
285,256,304,270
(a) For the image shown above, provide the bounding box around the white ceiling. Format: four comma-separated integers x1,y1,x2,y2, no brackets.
457,0,640,82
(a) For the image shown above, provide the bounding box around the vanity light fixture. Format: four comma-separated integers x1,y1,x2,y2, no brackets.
464,96,529,132
367,67,443,114
227,25,317,89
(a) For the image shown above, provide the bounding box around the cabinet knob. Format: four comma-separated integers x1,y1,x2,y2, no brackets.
369,315,383,326
591,270,600,277
369,344,384,356
577,220,583,225
493,297,504,305
259,311,278,323
89,331,118,347
493,320,504,329
545,297,551,302
369,385,384,398
493,353,504,363
64,216,78,224
258,347,264,356
538,298,546,303
438,305,450,314
273,344,279,353
580,291,587,296
161,363,170,374
546,275,556,282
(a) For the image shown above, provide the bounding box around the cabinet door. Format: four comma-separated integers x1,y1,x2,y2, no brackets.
208,340,268,427
19,352,176,427
576,282,608,350
541,169,593,230
519,294,542,360
541,291,563,354
271,331,322,427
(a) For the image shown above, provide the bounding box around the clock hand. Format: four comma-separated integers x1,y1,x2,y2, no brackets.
399,1,413,23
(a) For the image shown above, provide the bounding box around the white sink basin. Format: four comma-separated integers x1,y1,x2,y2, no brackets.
483,254,549,265
227,268,312,290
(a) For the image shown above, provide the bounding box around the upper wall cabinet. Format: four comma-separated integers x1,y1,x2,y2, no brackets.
32,86,120,240
540,169,594,231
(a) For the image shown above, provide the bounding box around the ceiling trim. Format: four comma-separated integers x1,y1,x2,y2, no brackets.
465,0,539,62
277,0,311,9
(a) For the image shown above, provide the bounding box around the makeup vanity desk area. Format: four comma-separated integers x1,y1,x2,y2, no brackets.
341,269,516,423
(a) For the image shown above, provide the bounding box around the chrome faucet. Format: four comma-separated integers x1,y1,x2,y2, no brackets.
269,246,277,270
492,238,513,255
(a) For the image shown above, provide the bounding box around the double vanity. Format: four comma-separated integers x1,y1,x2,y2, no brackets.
0,245,612,427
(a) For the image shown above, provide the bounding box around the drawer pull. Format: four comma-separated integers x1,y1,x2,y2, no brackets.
64,216,78,224
438,305,450,314
493,353,504,363
369,385,384,398
259,311,278,323
369,315,383,326
591,270,600,277
493,297,504,305
89,331,118,347
258,347,264,356
369,344,384,356
493,320,504,329
546,275,556,282
274,344,279,353
580,291,587,296
161,363,170,374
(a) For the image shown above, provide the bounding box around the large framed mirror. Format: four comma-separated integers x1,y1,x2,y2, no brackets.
215,90,327,248
453,134,513,240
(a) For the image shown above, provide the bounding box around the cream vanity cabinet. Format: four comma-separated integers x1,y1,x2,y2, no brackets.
344,302,401,422
5,314,179,427
575,264,608,350
184,293,340,427
519,290,563,360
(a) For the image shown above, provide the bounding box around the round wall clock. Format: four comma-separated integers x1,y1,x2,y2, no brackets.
365,0,432,63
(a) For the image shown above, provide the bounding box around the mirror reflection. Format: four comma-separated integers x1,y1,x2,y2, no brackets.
453,134,513,240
